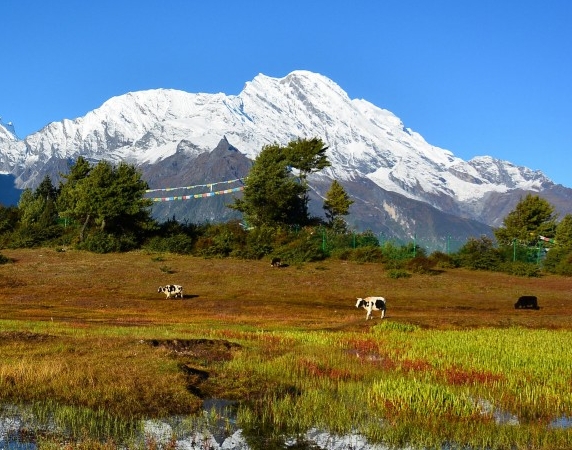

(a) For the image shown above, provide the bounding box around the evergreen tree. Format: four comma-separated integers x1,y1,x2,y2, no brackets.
284,138,330,218
57,158,153,243
323,180,353,232
230,144,306,227
18,175,59,227
494,194,557,246
554,214,572,249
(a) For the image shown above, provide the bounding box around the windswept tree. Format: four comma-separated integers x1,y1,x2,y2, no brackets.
323,180,353,232
494,194,557,246
230,138,330,228
284,137,330,218
230,143,306,227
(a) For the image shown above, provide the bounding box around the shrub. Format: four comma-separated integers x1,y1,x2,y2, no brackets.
78,231,139,253
406,255,436,274
273,235,327,264
145,234,194,254
0,252,10,264
456,236,503,271
429,251,457,269
330,246,384,263
387,269,411,279
501,261,542,277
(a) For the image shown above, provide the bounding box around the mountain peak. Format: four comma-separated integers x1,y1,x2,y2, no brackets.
0,70,568,235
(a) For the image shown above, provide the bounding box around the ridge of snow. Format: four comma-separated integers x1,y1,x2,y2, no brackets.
0,71,552,208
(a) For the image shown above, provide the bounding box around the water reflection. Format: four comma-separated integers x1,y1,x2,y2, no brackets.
2,400,572,450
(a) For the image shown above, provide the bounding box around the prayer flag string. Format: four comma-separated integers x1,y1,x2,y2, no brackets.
148,186,244,202
145,178,244,193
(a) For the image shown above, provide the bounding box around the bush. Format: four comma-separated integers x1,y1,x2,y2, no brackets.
501,261,542,277
406,255,436,274
387,269,411,279
144,234,194,254
542,247,572,276
78,231,139,253
273,235,327,264
429,251,457,269
456,236,503,271
331,246,384,263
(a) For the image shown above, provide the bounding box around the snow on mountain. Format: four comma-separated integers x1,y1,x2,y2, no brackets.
0,70,562,231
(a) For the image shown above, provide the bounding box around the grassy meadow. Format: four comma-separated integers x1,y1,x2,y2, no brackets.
1,248,571,449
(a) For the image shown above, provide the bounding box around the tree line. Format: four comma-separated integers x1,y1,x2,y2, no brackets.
0,138,571,276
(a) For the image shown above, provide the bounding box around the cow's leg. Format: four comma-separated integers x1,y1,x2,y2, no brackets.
380,308,385,319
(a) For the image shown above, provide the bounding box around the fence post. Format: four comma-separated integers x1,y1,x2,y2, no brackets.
513,239,517,262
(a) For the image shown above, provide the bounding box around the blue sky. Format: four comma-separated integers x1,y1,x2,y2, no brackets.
1,0,571,187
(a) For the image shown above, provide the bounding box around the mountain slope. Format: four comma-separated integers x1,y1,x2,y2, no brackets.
1,71,570,244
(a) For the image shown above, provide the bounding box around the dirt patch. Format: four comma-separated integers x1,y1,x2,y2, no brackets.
147,338,241,361
0,331,55,342
147,338,242,399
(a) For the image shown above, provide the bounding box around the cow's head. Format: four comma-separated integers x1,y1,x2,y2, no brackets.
356,298,365,308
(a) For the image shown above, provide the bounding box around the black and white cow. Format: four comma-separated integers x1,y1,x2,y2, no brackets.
158,284,184,299
356,297,386,320
514,295,539,309
270,257,282,267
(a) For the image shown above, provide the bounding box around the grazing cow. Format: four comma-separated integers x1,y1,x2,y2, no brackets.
514,295,539,309
356,297,386,320
158,285,184,299
270,257,282,267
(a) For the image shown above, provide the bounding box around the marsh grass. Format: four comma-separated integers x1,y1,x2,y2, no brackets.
1,248,572,448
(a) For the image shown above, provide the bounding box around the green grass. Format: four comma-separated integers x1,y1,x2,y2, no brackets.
1,248,572,449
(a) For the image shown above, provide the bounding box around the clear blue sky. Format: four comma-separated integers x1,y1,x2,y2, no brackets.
1,0,571,187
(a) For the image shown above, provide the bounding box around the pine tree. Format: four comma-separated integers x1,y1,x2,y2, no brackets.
554,214,572,249
323,180,353,232
230,144,306,227
494,194,557,246
230,138,330,228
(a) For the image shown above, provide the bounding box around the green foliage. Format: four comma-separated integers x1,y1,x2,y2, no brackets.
194,221,248,258
494,194,557,246
77,231,139,253
57,158,154,248
501,261,541,277
331,246,384,263
283,137,330,182
543,248,572,276
230,143,307,227
387,269,411,279
230,138,330,228
2,224,64,249
429,251,457,269
0,205,19,235
455,236,503,270
406,255,437,274
273,230,327,264
554,214,572,249
143,217,198,255
323,180,353,232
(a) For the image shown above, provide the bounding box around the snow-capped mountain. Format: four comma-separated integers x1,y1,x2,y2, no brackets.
1,71,570,246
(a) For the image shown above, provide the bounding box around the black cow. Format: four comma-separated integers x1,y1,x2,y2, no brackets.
514,295,539,309
270,257,282,267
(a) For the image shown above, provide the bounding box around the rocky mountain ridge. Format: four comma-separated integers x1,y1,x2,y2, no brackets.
1,71,570,248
